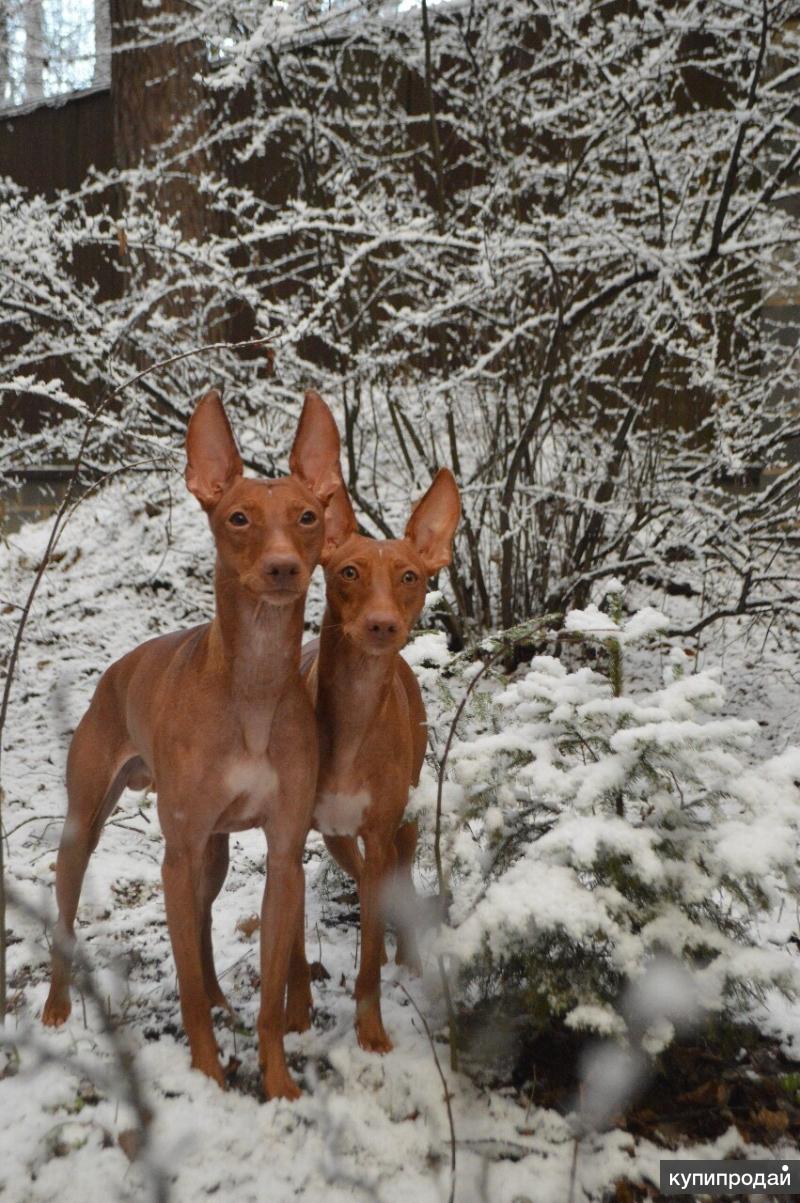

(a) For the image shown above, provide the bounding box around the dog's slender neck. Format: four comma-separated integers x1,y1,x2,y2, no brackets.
315,608,396,746
210,558,305,699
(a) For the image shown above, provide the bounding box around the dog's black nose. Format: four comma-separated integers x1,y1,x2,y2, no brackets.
263,556,301,584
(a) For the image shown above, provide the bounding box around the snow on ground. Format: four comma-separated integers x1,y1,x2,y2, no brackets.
1,479,799,1202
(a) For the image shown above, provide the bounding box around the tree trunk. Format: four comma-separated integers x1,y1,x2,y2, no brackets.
109,0,214,243
0,1,10,109
93,0,111,88
24,0,44,105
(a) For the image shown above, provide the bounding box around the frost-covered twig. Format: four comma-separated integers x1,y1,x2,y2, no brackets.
400,984,456,1203
433,616,561,898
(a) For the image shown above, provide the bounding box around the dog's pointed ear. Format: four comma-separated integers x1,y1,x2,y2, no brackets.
289,390,342,505
322,482,358,565
185,389,244,511
404,468,461,575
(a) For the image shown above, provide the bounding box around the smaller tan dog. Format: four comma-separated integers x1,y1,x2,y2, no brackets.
291,470,461,1052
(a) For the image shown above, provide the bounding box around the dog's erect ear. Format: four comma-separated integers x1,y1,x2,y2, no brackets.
322,482,358,565
289,389,342,505
185,389,243,511
404,468,461,575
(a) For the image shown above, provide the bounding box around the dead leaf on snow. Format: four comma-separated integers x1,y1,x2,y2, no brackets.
235,914,260,939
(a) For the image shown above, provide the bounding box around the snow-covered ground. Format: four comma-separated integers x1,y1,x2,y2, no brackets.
2,481,799,1203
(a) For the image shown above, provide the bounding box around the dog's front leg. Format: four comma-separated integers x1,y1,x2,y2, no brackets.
162,834,224,1087
258,830,305,1100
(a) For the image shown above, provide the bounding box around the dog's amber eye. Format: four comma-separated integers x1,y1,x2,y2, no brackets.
402,570,418,584
299,510,317,526
341,565,359,580
228,511,249,527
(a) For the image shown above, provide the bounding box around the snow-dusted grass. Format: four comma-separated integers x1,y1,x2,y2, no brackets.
2,481,800,1202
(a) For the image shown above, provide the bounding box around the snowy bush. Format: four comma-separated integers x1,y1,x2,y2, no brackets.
3,2,800,642
413,596,800,1051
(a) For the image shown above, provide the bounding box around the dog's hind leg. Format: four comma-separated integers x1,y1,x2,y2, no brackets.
42,681,144,1027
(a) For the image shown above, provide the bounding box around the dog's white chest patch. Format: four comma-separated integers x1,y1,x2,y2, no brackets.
314,790,371,837
224,755,278,819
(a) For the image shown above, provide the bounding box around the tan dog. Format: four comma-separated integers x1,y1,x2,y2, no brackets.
293,470,461,1052
43,388,342,1100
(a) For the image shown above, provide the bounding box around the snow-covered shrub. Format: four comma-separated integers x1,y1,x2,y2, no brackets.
4,3,800,642
411,598,800,1050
